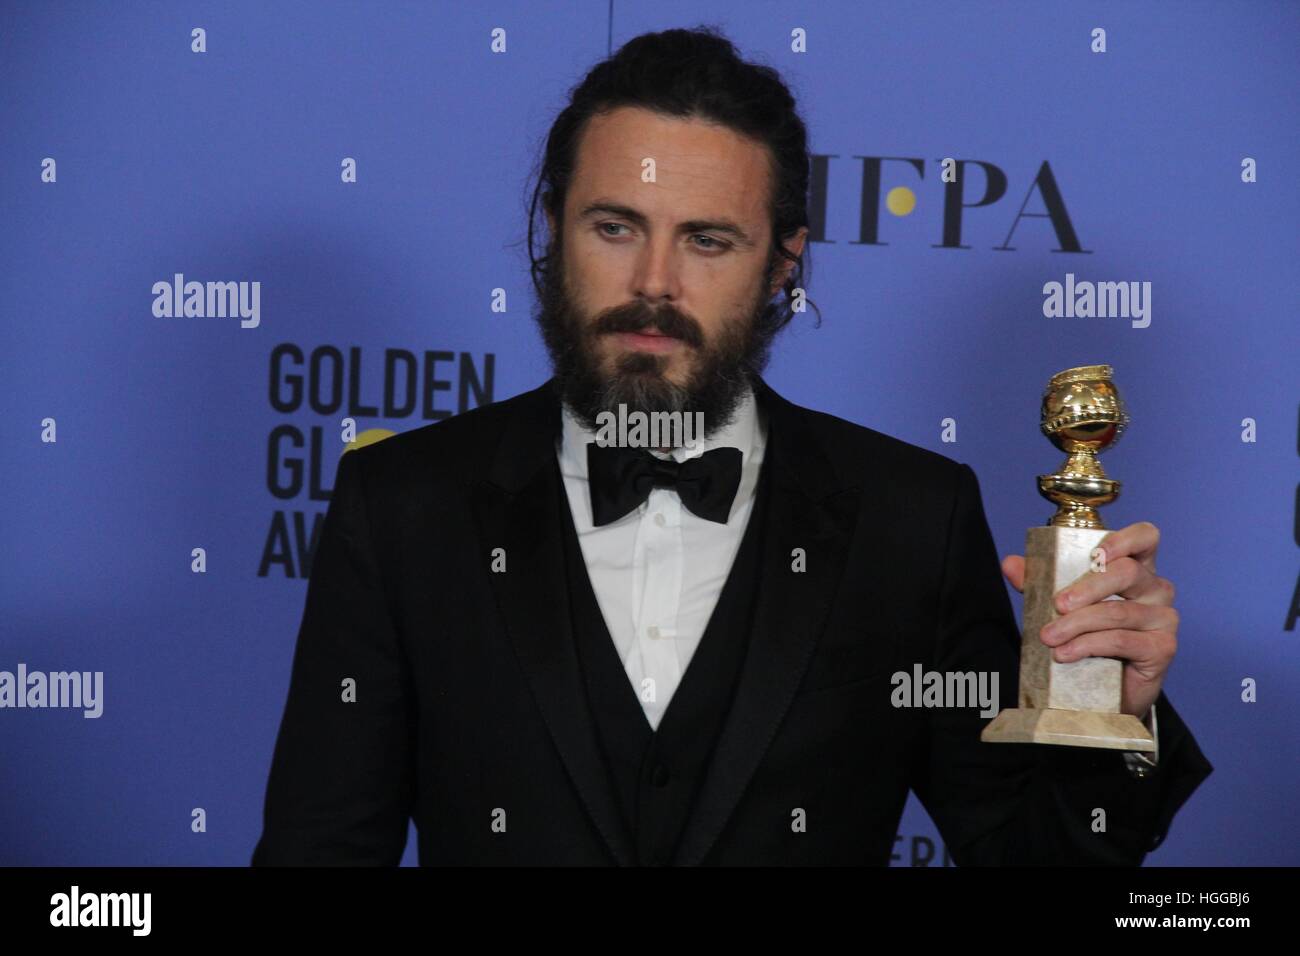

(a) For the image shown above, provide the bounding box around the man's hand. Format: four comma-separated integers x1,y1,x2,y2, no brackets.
999,521,1178,722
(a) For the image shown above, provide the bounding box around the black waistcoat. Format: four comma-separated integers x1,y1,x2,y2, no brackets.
556,447,771,866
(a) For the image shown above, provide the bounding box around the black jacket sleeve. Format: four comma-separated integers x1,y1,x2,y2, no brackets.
911,463,1213,865
251,446,415,865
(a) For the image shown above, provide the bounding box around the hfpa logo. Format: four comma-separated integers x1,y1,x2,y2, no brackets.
808,156,1090,253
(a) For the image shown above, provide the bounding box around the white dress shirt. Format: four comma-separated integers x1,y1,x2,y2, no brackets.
556,383,767,731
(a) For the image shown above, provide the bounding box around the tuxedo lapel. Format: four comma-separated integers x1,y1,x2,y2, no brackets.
672,376,864,865
469,380,636,866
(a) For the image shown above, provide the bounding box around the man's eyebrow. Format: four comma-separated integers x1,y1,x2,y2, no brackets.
576,200,759,248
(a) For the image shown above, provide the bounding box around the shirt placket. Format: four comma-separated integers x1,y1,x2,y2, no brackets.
631,487,684,725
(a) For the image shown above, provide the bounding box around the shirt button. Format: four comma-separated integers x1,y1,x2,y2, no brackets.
647,625,660,639
651,764,671,788
653,512,666,527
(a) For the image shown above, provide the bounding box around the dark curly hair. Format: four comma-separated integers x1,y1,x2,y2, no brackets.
524,25,821,334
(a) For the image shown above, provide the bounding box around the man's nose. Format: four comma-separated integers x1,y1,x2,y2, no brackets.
631,235,682,303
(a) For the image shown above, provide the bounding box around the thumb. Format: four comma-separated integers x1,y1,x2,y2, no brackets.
1001,554,1026,593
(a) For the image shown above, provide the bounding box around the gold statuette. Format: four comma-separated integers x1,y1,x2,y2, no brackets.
981,364,1155,750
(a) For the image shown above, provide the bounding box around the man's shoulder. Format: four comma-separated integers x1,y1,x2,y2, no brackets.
773,388,970,497
336,382,549,498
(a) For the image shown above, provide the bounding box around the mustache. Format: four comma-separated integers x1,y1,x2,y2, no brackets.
589,304,705,349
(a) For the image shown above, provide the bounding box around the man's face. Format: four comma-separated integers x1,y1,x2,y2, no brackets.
537,105,807,440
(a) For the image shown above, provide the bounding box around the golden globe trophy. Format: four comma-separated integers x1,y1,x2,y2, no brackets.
981,365,1155,751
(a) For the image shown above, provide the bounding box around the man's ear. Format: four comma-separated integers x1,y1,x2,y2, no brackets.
769,226,808,295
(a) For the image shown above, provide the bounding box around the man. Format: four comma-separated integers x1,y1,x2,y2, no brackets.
252,28,1211,866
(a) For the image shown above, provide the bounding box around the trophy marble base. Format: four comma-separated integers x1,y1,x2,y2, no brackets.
981,706,1153,750
981,523,1155,752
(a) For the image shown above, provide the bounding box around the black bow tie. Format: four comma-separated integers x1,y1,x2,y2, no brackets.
587,442,742,526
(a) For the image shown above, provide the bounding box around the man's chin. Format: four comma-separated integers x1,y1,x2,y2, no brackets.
599,354,690,389
606,363,687,386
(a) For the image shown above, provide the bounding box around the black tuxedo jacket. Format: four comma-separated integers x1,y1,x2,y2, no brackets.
252,376,1212,865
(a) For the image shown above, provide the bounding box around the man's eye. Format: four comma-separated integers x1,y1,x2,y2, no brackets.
598,223,629,237
691,234,728,251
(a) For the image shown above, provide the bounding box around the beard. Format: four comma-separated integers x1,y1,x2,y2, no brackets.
534,237,784,444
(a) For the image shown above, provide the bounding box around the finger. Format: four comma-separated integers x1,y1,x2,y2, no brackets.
1096,521,1160,575
1053,628,1177,671
1056,556,1174,611
1039,601,1178,646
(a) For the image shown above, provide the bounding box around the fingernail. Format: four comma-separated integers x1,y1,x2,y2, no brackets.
1056,591,1073,612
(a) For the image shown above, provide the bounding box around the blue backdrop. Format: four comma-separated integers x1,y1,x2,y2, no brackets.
2,0,1296,866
